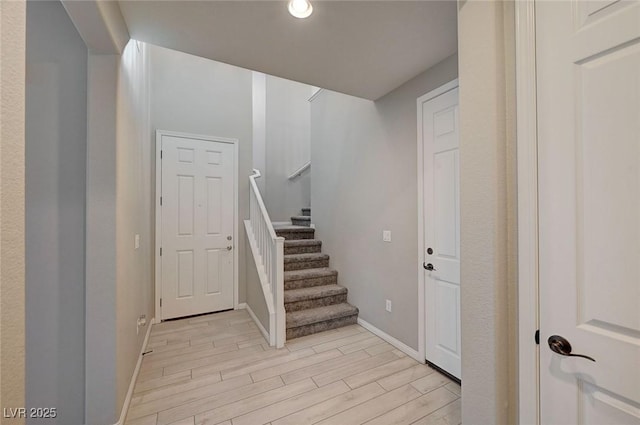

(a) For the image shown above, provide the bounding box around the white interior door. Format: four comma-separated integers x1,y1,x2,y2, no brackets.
421,85,461,380
537,1,640,423
159,132,235,320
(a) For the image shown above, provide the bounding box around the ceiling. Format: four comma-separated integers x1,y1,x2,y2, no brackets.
118,1,458,100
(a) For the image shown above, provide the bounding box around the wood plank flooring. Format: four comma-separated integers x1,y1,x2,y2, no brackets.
126,309,461,425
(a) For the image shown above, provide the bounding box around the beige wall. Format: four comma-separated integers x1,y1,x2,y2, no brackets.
458,0,517,423
0,0,26,422
310,54,458,351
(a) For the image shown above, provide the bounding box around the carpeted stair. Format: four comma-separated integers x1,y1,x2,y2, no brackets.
274,208,359,339
290,206,312,227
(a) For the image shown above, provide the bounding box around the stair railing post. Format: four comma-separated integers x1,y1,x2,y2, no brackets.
275,236,285,348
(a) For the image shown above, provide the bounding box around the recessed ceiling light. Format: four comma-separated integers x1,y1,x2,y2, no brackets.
288,0,313,19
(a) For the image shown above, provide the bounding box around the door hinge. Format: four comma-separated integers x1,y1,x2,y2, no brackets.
160,298,162,307
160,247,162,256
160,150,163,159
160,196,162,206
535,329,540,345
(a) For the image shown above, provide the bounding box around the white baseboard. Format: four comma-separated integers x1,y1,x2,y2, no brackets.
114,317,155,425
236,302,247,310
242,303,270,342
357,318,423,363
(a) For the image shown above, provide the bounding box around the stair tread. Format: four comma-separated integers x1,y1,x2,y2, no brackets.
284,267,337,281
284,239,321,247
291,216,311,221
283,253,329,263
286,303,359,329
284,285,347,303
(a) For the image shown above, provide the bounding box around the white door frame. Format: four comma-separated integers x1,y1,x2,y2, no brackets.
515,1,540,424
416,78,459,365
155,130,240,321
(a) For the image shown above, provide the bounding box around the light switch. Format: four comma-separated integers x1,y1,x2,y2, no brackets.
383,230,392,242
135,234,140,249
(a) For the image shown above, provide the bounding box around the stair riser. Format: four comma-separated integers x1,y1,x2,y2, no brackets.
285,294,348,312
284,259,330,272
301,209,311,217
275,231,315,240
284,275,338,290
287,314,358,339
284,245,322,255
291,218,311,227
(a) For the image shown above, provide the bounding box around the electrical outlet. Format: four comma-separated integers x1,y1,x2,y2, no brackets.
385,299,392,312
135,234,140,249
137,315,147,335
383,230,392,242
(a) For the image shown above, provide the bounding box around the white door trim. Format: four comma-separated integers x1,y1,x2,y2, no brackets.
515,1,540,424
416,78,459,365
155,130,239,321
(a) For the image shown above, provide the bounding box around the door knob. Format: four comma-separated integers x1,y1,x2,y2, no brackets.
227,246,233,251
547,335,595,362
423,262,436,271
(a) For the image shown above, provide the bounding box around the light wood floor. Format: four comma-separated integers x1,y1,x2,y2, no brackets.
126,309,461,425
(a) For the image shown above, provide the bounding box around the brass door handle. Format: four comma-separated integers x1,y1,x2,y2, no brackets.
548,335,595,362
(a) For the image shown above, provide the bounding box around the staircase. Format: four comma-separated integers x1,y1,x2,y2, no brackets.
274,208,359,339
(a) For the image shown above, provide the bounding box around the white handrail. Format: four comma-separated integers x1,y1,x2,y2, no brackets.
247,169,286,348
288,161,311,180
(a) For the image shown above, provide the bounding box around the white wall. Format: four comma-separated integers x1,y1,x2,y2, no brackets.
149,44,253,303
458,1,517,423
115,39,153,414
25,2,87,422
263,76,313,221
310,54,458,351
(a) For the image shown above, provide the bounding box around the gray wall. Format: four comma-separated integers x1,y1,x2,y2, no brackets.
25,1,87,423
252,72,267,194
310,54,458,351
115,40,154,414
264,76,313,221
85,41,155,424
149,44,253,303
85,53,119,425
244,229,271,333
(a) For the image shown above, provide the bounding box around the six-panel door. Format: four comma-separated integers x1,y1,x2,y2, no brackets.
537,1,640,423
422,87,461,380
160,134,235,320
